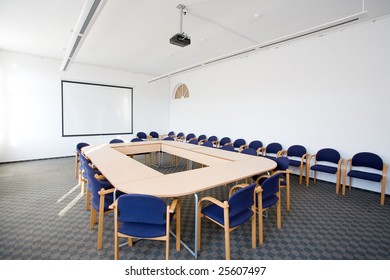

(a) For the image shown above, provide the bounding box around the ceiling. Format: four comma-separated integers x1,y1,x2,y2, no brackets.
1,0,390,77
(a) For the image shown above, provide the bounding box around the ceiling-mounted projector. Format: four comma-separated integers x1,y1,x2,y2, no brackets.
170,4,191,47
170,33,191,47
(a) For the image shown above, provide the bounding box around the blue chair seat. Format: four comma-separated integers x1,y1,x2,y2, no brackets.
347,170,382,182
289,159,304,167
261,195,279,209
311,164,338,174
119,222,166,238
264,155,277,160
201,204,253,228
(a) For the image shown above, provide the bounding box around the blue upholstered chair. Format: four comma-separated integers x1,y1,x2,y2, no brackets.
256,172,282,244
75,142,89,180
207,135,218,146
136,132,148,140
233,138,246,151
280,145,308,185
186,133,196,142
262,142,283,159
162,136,175,141
168,131,175,138
149,131,160,140
343,152,388,205
113,194,180,260
188,139,198,145
109,139,124,144
200,140,214,147
220,144,236,152
197,134,207,142
85,163,118,250
248,140,264,155
218,137,232,148
176,132,185,141
131,137,144,142
306,148,343,194
197,183,257,260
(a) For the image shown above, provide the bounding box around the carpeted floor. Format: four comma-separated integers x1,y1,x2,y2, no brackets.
0,155,389,260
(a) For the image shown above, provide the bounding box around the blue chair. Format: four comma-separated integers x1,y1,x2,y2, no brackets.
176,132,185,141
198,183,257,260
248,140,264,155
131,137,144,142
188,139,198,145
218,137,232,148
262,142,283,159
343,152,388,205
75,142,89,180
256,172,282,244
149,131,159,140
280,145,308,185
85,163,117,250
307,148,343,194
200,140,214,147
197,134,207,142
162,136,175,141
109,139,124,144
168,131,175,138
136,132,147,140
186,133,196,142
233,138,246,151
113,194,180,260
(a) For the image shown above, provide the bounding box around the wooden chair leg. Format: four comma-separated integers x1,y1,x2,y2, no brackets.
176,201,181,252
286,175,290,211
381,180,386,205
114,209,119,260
306,166,310,187
85,188,91,211
89,208,96,229
257,193,263,245
335,170,340,195
299,164,303,185
277,192,282,230
251,206,256,249
97,193,105,250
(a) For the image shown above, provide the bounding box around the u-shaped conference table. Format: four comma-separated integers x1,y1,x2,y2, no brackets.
83,140,276,258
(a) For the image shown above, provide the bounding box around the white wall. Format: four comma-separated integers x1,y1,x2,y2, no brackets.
170,16,390,194
0,51,170,162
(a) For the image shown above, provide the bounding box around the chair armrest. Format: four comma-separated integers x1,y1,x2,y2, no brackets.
301,153,309,164
307,154,317,167
238,144,248,152
277,150,286,157
169,198,180,213
258,147,266,156
98,187,115,196
108,200,117,210
94,174,106,181
199,196,227,209
255,175,270,186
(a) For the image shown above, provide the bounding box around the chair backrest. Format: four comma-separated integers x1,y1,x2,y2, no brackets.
131,137,144,142
168,131,175,137
219,137,231,146
162,136,175,141
177,132,185,138
76,142,89,153
136,132,147,139
266,142,283,154
233,138,246,148
241,148,257,156
316,148,340,164
249,140,263,150
201,141,214,147
221,145,235,152
287,145,306,157
117,194,167,225
79,152,90,169
352,152,383,171
149,131,159,139
198,134,207,141
110,139,124,144
228,183,256,217
260,173,282,200
208,135,218,142
186,133,196,141
273,157,290,171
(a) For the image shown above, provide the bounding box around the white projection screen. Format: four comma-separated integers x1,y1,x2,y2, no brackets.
61,80,133,137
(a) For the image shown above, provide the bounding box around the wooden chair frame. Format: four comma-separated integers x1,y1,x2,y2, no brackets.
279,150,308,185
197,185,256,260
113,198,181,260
343,160,388,205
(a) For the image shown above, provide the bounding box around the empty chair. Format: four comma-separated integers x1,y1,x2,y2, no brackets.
168,131,176,138
220,144,236,152
343,152,388,205
176,132,185,141
248,140,264,155
75,142,89,181
113,194,180,260
136,132,147,140
109,139,124,144
280,145,308,185
148,131,160,140
200,140,214,147
218,137,232,147
256,172,282,244
306,148,343,194
131,137,144,142
262,142,283,159
197,134,207,142
162,136,175,141
188,139,198,145
197,183,256,260
186,133,196,142
233,138,246,151
206,135,218,147
85,163,116,250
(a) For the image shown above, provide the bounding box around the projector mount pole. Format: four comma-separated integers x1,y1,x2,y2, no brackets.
177,4,187,35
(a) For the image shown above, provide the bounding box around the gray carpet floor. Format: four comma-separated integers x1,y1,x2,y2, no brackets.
0,155,389,260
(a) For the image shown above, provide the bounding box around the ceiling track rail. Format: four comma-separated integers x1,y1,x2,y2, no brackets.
148,11,367,83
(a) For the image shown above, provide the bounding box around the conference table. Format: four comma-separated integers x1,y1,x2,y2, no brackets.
83,140,276,258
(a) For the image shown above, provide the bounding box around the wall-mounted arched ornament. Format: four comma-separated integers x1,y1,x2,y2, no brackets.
173,83,190,99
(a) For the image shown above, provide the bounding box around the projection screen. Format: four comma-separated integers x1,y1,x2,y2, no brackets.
61,80,133,137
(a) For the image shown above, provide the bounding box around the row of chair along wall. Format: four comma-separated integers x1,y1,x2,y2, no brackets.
116,131,387,206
